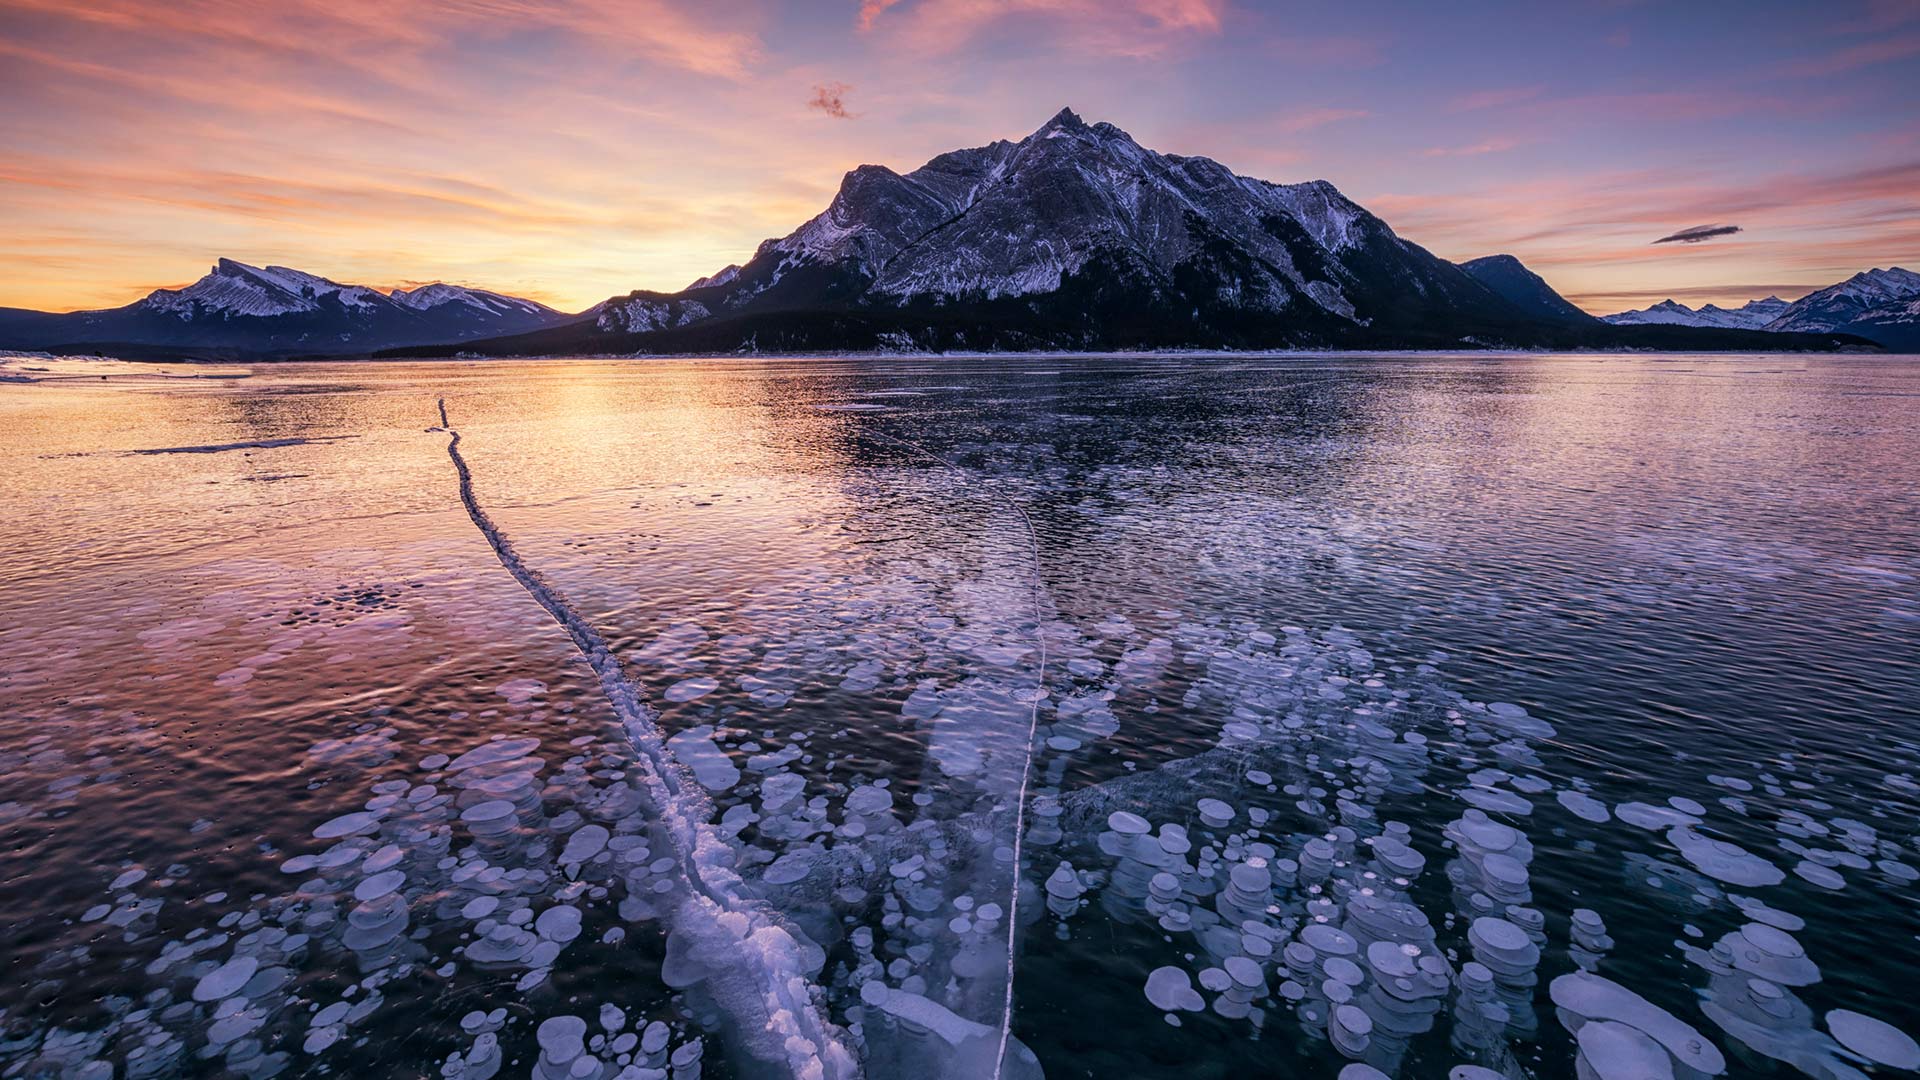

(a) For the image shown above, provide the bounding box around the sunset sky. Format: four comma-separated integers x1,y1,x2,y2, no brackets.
2,0,1916,315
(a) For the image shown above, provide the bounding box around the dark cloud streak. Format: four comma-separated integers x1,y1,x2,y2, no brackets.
1653,223,1742,244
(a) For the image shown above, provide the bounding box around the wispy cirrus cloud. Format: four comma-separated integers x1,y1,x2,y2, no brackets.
0,0,766,79
1788,32,1920,77
854,0,1226,58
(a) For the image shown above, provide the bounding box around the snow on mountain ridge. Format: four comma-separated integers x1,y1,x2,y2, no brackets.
389,282,553,317
1767,267,1920,332
594,295,710,333
1603,295,1789,330
744,108,1393,317
140,259,388,319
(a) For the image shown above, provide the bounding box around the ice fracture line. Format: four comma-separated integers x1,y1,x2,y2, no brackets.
433,401,859,1080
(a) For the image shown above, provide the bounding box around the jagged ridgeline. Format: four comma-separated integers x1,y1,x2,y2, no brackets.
397,109,1869,357
0,109,1887,358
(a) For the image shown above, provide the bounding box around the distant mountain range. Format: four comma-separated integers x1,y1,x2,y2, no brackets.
0,259,570,358
1601,268,1920,349
0,110,1897,358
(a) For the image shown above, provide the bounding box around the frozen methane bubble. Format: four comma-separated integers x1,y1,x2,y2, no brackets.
534,905,583,944
1667,826,1783,887
192,956,259,1002
494,678,546,703
313,811,380,839
1145,966,1205,1012
1557,790,1611,823
1825,1010,1920,1069
1793,860,1846,889
663,725,739,792
1616,802,1700,831
1330,1003,1373,1058
1549,972,1726,1075
461,799,518,838
1718,923,1819,986
1576,1020,1675,1080
763,850,817,886
353,869,406,902
561,824,609,864
534,1015,588,1079
663,675,719,703
448,738,540,771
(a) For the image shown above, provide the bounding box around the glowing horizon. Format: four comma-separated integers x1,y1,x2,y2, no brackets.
3,0,1916,315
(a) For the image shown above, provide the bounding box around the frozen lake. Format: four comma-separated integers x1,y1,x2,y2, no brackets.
2,353,1917,1079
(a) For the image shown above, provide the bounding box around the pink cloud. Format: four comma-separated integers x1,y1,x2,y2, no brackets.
0,0,766,79
857,0,904,31
856,0,1227,58
1788,32,1920,77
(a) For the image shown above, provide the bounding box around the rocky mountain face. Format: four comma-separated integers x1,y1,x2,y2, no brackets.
0,259,570,356
1766,268,1920,349
429,109,1862,357
1459,256,1596,323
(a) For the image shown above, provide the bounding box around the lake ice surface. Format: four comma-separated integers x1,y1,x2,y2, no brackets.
1,353,1916,1078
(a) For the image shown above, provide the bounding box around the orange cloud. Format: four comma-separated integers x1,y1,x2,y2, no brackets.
0,0,764,79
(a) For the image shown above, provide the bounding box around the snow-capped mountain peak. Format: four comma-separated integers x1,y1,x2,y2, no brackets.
139,259,388,320
1603,295,1787,331
389,282,554,318
1766,266,1920,334
4,258,575,354
730,106,1420,317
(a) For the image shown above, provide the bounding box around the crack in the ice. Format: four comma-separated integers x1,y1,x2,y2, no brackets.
433,400,858,1080
859,425,1049,1080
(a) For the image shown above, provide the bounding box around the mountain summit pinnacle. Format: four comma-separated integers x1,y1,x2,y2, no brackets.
1040,107,1086,131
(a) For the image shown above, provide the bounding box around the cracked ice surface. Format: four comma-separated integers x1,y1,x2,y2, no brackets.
4,357,1920,1080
